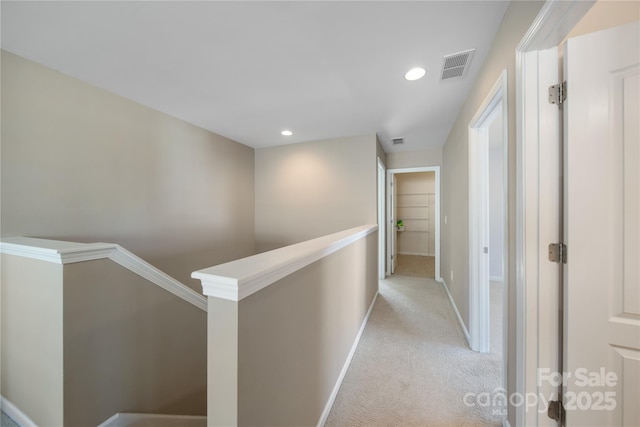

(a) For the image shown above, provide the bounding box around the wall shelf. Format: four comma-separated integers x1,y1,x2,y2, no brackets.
395,174,436,257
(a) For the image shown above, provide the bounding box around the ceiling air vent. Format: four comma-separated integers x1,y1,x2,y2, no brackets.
441,49,476,80
392,137,405,145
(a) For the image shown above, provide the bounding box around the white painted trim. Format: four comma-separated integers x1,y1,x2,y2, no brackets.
97,413,206,427
194,225,378,302
514,1,594,425
0,238,116,264
397,251,431,257
1,395,38,427
109,246,206,311
317,291,379,427
468,69,507,354
438,278,470,345
377,158,387,279
0,237,207,312
387,167,441,281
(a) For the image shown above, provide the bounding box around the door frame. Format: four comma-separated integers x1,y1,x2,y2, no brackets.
386,166,441,281
377,157,387,279
515,0,594,425
468,70,508,355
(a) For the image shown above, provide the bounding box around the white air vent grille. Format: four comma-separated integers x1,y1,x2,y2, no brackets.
441,49,475,80
392,137,404,145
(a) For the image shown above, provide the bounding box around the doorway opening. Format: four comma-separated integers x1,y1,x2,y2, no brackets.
386,167,440,281
468,71,508,408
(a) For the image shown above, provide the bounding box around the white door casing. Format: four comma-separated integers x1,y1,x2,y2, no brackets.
389,172,397,275
386,167,441,280
564,21,640,426
469,70,508,354
515,1,596,425
378,158,386,279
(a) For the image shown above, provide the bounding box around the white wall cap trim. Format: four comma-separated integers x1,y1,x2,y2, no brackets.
193,224,378,301
0,237,206,312
0,237,116,264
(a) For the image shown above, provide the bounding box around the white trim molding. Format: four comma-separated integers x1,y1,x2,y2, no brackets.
193,225,378,302
387,166,441,281
514,1,595,425
0,237,207,311
437,278,470,345
317,291,379,427
1,395,38,427
97,413,206,427
468,69,507,354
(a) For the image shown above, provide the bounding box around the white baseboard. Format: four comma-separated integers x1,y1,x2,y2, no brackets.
490,276,504,282
437,278,471,346
397,251,432,257
317,291,379,427
98,413,206,427
0,395,38,427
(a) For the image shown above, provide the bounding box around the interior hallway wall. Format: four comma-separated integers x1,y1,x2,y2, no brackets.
386,147,442,169
1,50,256,290
254,134,379,253
438,3,544,426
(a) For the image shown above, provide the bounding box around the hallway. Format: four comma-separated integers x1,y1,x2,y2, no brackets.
326,276,502,426
394,254,435,279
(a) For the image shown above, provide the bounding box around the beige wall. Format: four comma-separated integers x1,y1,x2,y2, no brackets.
376,135,387,167
439,2,544,426
254,134,378,252
1,254,64,427
1,50,256,291
1,253,206,426
206,232,378,426
63,259,207,426
386,147,442,169
568,0,639,38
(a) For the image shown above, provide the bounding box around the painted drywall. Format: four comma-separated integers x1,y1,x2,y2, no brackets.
439,2,544,426
206,231,378,426
396,172,436,256
1,254,64,427
254,134,378,252
1,50,255,291
568,0,640,38
386,147,442,169
376,135,388,167
489,115,504,280
0,253,206,427
63,259,207,426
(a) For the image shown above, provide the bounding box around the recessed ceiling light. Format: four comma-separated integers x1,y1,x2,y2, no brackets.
405,67,426,81
281,130,293,136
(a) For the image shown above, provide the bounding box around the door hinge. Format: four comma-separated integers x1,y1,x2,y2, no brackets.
548,243,567,264
548,400,565,425
549,81,567,105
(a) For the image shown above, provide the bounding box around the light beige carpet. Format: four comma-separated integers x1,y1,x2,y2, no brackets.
326,276,503,427
394,255,435,279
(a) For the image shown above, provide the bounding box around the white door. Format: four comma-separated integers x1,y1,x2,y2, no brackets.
564,21,640,426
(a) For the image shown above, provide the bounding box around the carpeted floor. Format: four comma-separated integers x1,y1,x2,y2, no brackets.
1,411,19,427
394,255,435,278
326,275,504,426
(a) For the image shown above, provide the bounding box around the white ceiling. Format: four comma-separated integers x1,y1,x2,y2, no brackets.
1,1,509,152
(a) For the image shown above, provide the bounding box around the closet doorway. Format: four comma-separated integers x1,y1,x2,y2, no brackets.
387,167,440,280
